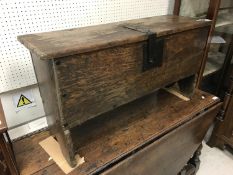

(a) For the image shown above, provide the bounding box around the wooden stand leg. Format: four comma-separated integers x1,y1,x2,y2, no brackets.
54,125,77,167
188,144,202,173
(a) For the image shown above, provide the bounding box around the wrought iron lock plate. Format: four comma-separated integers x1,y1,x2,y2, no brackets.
123,24,164,71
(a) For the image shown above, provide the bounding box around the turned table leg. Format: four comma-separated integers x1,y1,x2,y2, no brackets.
188,144,202,174
178,144,203,175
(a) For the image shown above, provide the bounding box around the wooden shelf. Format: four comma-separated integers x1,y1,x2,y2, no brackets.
204,52,225,77
215,12,233,28
216,21,233,28
215,24,233,35
219,6,233,11
204,51,233,77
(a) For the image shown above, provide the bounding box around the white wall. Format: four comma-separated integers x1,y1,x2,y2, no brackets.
0,85,48,139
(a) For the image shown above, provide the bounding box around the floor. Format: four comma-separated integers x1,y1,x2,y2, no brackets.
197,142,233,175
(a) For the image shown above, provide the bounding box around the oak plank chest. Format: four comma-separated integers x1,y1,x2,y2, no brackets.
18,15,212,169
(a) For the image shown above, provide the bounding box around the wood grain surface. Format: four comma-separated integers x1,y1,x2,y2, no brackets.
18,15,211,59
14,131,51,175
54,27,209,127
101,104,221,175
30,53,77,167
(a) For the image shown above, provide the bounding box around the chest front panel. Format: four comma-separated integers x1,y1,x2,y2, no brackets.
54,27,209,127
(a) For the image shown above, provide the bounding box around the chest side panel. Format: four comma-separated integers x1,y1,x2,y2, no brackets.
54,27,209,127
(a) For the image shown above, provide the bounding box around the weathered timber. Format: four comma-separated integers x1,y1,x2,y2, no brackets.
18,15,211,167
54,27,208,127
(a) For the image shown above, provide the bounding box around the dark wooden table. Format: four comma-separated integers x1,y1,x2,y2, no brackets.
0,99,19,175
14,89,221,175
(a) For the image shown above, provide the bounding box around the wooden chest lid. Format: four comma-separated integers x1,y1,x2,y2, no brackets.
18,15,211,59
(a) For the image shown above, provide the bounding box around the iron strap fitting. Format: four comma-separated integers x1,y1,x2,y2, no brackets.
123,24,164,71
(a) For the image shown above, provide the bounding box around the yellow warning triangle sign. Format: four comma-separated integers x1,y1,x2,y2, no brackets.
17,94,32,107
